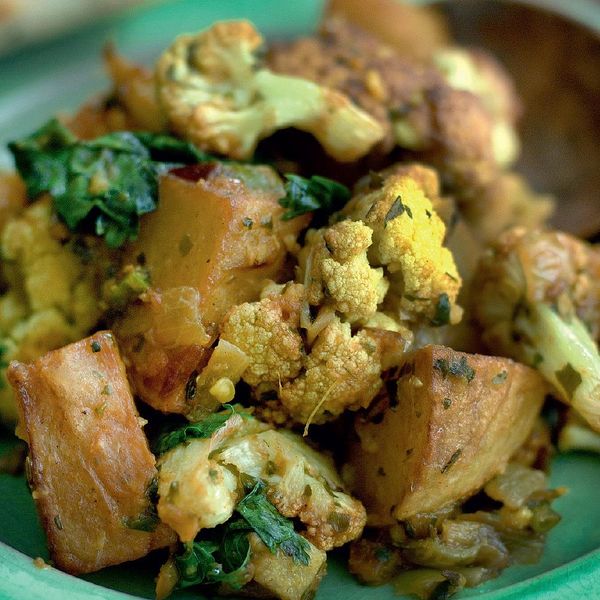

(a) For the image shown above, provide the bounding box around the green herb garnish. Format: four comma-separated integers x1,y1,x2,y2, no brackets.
279,174,350,221
174,524,251,590
154,405,237,455
9,119,211,247
492,370,508,385
441,449,462,473
431,292,451,327
555,363,582,398
384,195,412,225
433,356,475,383
235,481,310,565
123,477,160,532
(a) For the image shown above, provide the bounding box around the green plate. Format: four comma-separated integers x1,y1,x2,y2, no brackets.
0,0,599,598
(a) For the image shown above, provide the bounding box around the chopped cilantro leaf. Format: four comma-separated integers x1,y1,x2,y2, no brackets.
154,405,237,454
236,481,310,565
9,119,211,248
279,174,350,221
431,293,451,327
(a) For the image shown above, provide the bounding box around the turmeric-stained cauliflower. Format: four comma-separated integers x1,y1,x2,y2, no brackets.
157,408,366,550
0,199,111,422
220,283,406,425
473,227,600,432
155,20,384,161
279,320,390,425
341,169,462,327
299,220,388,323
219,283,305,388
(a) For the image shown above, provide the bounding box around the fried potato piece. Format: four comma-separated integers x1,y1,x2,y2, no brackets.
347,345,547,525
114,163,307,413
8,331,174,574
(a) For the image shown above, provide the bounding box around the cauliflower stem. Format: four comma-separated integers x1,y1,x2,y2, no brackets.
515,302,600,431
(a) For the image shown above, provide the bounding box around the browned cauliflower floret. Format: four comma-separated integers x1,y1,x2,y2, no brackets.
220,282,305,388
279,320,391,425
342,170,462,327
157,408,366,550
298,220,388,323
155,20,384,161
473,227,600,432
268,17,503,191
327,0,450,62
221,282,406,425
0,199,112,423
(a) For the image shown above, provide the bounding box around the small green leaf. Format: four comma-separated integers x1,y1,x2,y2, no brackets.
235,481,310,565
433,356,475,383
492,370,508,385
441,449,462,473
174,529,250,590
384,195,412,226
154,405,236,454
279,174,350,221
431,293,451,327
123,477,159,532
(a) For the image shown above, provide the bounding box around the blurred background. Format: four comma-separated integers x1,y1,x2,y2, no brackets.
0,0,598,235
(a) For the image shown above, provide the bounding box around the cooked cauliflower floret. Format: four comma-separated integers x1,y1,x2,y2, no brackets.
155,20,384,161
342,170,462,327
220,283,305,388
221,282,406,425
0,199,109,423
473,227,600,432
269,17,503,192
298,220,388,323
157,409,366,550
279,320,387,425
157,414,268,542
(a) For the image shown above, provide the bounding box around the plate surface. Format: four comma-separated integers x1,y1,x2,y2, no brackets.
0,1,599,599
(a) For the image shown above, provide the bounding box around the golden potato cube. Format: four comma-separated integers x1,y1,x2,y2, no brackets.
8,331,175,574
116,163,307,413
347,345,547,525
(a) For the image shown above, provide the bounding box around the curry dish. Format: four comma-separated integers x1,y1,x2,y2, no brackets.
1,1,598,599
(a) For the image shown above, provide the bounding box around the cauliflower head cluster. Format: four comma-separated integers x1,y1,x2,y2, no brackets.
220,282,406,426
157,408,366,551
155,20,384,161
473,226,600,432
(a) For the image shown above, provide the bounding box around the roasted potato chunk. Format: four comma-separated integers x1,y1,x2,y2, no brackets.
115,162,307,413
8,331,174,574
347,345,547,525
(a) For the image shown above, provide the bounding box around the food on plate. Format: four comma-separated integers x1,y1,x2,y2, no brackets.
8,332,175,574
473,227,600,432
1,1,592,599
346,345,548,523
155,20,384,161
